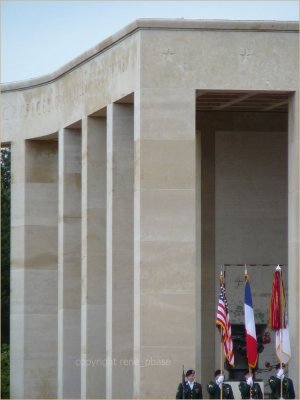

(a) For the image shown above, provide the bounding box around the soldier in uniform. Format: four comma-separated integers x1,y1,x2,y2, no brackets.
207,369,234,399
176,369,203,399
239,370,263,399
269,363,295,399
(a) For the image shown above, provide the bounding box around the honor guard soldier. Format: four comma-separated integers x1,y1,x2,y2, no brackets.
176,369,203,399
207,370,234,399
239,370,263,399
269,363,295,399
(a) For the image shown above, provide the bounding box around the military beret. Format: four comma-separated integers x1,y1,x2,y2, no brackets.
186,369,195,377
214,369,221,377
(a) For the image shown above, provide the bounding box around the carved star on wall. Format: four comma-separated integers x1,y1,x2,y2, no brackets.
162,48,176,59
240,49,253,62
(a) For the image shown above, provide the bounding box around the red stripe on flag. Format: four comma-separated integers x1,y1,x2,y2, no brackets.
246,333,258,368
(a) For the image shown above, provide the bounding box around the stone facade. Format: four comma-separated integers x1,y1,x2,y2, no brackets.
1,19,299,399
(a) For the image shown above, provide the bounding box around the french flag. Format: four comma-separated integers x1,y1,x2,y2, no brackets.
244,276,258,369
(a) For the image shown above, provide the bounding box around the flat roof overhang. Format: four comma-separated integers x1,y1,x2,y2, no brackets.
196,90,292,113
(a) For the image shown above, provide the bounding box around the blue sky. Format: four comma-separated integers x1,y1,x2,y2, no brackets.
1,1,299,83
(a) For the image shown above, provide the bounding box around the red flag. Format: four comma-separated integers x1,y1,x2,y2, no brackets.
270,266,291,365
216,273,235,366
269,268,286,330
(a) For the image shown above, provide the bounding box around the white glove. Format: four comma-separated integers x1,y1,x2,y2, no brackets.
276,369,285,380
216,375,224,385
246,377,253,387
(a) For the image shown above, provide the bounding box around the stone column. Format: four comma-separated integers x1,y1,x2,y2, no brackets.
134,89,196,399
10,139,58,398
288,91,299,395
195,121,216,389
58,128,82,398
81,116,107,399
107,103,134,399
10,139,26,399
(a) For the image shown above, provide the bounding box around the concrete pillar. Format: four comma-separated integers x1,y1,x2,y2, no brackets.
196,125,216,389
81,116,107,399
134,88,196,399
10,139,26,399
58,128,82,398
107,103,134,399
106,102,135,397
10,139,58,398
288,91,299,395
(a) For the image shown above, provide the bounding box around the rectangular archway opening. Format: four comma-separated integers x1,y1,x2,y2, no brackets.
196,90,291,397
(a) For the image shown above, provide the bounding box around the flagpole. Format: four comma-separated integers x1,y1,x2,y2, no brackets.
249,366,253,400
280,329,283,399
245,265,252,400
182,365,185,400
245,265,254,400
220,268,223,400
220,327,223,400
278,265,283,400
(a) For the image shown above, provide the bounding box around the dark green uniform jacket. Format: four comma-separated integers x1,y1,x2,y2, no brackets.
239,381,263,399
176,381,203,399
207,381,234,399
269,376,295,399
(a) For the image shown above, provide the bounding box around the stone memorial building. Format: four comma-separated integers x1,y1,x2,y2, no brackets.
1,19,299,399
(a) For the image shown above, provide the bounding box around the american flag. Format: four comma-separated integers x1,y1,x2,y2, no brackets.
216,273,235,366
